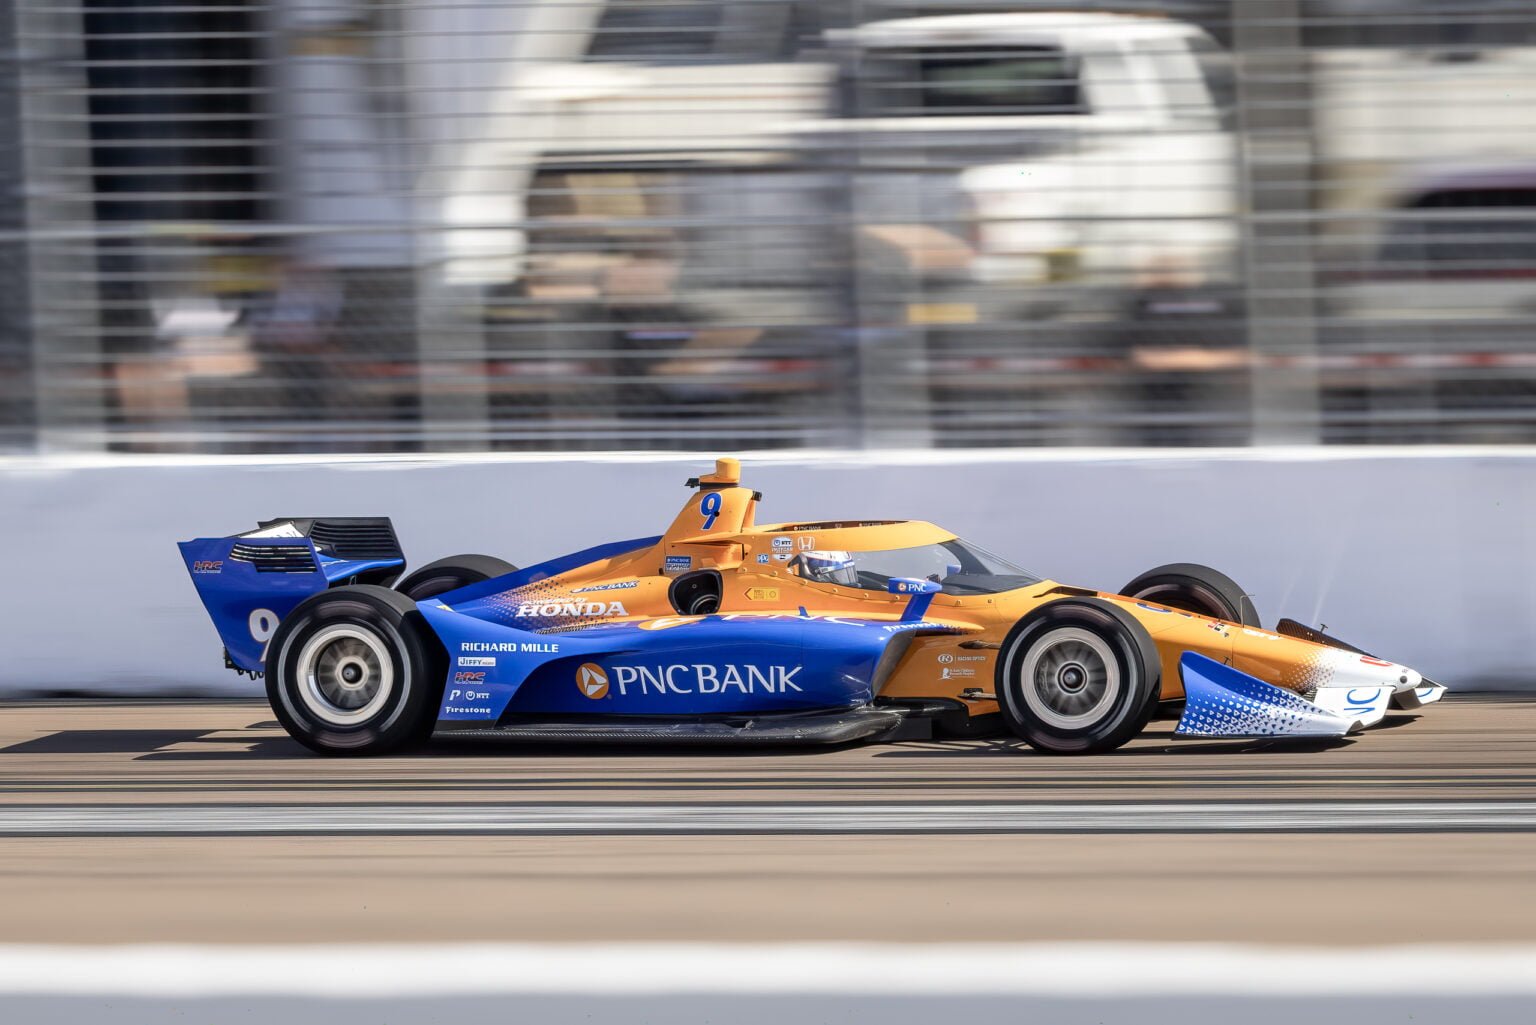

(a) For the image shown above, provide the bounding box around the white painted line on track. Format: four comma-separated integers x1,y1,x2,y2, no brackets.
5,800,1536,834
0,943,1533,998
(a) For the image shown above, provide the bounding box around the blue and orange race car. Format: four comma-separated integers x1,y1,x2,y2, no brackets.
179,458,1444,755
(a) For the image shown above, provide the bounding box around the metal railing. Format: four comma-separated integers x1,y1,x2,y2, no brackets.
4,0,1536,453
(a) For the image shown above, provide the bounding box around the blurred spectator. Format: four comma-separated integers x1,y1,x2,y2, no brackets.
250,262,345,423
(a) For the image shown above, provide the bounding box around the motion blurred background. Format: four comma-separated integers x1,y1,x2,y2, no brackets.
4,11,1536,1020
2,0,1536,455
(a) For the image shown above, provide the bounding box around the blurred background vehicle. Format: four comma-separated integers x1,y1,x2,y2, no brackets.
3,0,1536,453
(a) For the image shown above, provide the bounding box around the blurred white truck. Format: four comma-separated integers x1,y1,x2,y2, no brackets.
434,8,1239,301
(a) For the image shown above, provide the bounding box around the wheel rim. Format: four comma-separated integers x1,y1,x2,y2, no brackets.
294,623,395,726
1018,627,1121,729
1132,582,1230,620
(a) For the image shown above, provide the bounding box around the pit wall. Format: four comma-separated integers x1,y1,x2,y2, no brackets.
1,448,1530,694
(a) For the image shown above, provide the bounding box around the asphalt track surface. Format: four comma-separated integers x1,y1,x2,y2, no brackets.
0,694,1534,947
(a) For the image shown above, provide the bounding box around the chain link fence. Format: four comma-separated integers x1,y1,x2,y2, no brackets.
3,0,1536,453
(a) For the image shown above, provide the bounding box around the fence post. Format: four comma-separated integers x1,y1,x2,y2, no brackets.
12,1,104,451
1232,0,1322,444
0,0,35,451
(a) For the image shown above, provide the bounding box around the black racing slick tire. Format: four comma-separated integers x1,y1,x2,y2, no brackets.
266,585,444,756
996,599,1162,755
395,554,517,602
1118,562,1260,627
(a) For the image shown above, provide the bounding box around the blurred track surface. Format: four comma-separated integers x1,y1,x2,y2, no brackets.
1,697,1534,943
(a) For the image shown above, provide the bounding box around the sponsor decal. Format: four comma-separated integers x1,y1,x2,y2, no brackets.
576,663,610,700
192,560,223,574
937,653,955,664
514,601,627,619
447,688,490,704
638,616,704,631
772,552,793,562
664,555,693,574
893,580,930,594
1136,602,1171,613
621,610,952,634
453,671,486,684
941,667,976,680
772,537,794,551
1345,686,1387,714
757,554,770,565
695,611,918,629
444,706,493,716
572,580,639,594
797,535,816,551
957,655,987,663
745,587,780,602
606,663,803,696
457,656,496,668
461,641,560,653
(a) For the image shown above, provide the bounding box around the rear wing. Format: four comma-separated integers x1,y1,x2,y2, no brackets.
178,517,405,674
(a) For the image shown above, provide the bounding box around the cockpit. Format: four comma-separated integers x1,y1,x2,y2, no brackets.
791,537,1042,595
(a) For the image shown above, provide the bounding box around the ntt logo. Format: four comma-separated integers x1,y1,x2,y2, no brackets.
577,663,610,700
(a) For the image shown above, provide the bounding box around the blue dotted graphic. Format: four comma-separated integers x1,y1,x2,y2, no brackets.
1177,653,1355,738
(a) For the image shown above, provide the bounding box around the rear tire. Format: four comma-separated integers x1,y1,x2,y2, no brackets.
996,598,1161,755
266,585,443,756
1118,562,1259,627
395,554,516,602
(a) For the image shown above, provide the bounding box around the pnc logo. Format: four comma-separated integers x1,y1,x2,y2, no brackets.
576,663,610,700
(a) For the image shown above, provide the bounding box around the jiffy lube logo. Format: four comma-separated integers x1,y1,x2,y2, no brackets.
576,663,610,700
515,600,627,619
575,661,803,697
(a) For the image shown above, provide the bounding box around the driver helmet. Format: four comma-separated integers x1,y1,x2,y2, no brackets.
797,549,858,586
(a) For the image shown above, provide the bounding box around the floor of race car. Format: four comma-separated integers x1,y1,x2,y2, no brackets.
0,695,1534,946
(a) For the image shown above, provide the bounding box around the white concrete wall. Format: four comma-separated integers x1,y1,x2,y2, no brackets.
1,449,1531,695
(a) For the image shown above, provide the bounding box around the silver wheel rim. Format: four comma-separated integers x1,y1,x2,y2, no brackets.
1018,627,1120,730
294,624,395,726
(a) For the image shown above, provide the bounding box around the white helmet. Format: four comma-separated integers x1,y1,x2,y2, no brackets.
796,550,858,586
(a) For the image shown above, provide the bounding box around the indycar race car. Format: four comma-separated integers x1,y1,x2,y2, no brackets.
178,458,1445,755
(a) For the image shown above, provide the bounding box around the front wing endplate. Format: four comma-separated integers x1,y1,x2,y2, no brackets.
1175,652,1360,739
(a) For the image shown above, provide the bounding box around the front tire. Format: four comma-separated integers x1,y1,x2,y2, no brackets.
997,599,1161,755
395,554,517,602
1118,562,1259,627
266,585,443,755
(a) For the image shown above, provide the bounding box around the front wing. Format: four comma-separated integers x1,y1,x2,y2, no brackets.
1176,652,1443,740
